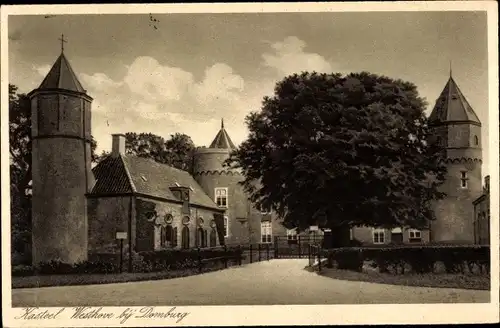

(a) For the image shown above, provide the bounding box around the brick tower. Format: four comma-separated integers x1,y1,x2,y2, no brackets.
193,119,258,244
29,40,95,265
428,72,482,243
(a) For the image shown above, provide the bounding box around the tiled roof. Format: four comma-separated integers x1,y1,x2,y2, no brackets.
38,53,86,93
91,155,134,194
209,119,236,150
90,154,221,210
429,76,481,125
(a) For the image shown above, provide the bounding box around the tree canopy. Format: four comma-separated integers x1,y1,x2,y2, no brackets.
97,132,196,173
227,72,447,233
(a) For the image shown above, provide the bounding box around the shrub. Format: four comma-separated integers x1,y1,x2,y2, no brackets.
73,260,117,274
330,248,364,272
325,245,490,275
37,260,74,275
12,264,35,277
136,247,244,273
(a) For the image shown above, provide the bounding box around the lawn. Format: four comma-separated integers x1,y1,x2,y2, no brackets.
12,265,229,289
315,266,490,291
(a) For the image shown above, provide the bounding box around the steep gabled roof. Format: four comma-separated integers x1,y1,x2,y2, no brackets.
209,119,236,149
90,154,221,211
429,76,481,125
37,53,86,93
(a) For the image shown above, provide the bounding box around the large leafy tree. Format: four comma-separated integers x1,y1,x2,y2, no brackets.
227,72,447,244
9,84,99,264
98,132,196,173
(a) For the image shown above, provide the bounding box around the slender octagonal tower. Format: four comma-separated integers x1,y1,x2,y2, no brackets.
428,72,482,243
29,45,95,265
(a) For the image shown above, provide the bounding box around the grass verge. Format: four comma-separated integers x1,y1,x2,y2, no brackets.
12,265,231,289
315,267,490,291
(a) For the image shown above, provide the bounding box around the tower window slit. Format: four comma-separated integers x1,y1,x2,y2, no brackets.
460,171,468,189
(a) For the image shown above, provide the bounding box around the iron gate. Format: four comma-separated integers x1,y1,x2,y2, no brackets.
273,236,323,259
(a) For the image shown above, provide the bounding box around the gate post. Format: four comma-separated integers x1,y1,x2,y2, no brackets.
249,244,253,263
274,236,279,259
298,236,301,258
258,243,261,262
266,243,270,260
317,245,322,272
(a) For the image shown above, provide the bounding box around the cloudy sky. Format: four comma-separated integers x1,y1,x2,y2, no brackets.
8,11,490,173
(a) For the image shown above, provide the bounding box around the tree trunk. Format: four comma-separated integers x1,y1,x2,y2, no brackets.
328,225,351,249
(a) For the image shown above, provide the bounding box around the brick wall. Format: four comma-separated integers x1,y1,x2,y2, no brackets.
87,196,133,253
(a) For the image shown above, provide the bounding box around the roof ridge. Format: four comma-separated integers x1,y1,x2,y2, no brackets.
125,153,191,174
120,154,137,192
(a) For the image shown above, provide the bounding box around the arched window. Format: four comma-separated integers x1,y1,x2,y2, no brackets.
182,226,190,249
165,225,173,247
210,229,217,247
196,228,205,248
160,226,166,247
474,135,479,145
172,227,178,247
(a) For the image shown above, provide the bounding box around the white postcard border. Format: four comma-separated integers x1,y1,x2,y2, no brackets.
1,2,499,327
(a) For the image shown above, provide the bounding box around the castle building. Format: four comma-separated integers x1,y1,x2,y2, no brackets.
473,175,490,245
28,50,95,265
29,48,488,265
351,73,484,245
28,50,291,265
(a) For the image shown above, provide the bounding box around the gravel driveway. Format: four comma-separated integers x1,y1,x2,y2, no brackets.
11,259,489,307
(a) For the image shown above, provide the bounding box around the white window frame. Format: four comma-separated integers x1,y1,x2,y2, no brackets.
408,229,421,239
223,215,229,238
261,221,272,243
215,187,228,208
286,228,298,240
460,171,468,189
372,228,385,244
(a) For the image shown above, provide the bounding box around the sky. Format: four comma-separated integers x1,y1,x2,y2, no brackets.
8,11,490,174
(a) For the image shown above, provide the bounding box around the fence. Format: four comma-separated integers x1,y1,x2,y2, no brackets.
308,244,323,272
273,236,324,259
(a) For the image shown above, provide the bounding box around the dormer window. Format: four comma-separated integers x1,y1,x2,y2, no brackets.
460,171,468,189
451,94,458,100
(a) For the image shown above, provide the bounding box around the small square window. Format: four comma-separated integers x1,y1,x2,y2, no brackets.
286,228,297,241
372,228,385,244
408,229,422,242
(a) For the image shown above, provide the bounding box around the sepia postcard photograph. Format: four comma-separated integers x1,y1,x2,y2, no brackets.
1,1,499,327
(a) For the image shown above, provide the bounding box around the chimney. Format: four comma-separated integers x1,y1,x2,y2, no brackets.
111,134,126,157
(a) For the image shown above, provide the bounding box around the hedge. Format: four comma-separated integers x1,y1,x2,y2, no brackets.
12,246,244,276
326,245,490,275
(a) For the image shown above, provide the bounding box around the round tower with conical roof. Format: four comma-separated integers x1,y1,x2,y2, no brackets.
428,72,482,243
193,119,256,244
28,44,95,265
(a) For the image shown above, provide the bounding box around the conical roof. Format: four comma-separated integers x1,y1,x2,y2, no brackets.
209,119,236,150
38,53,86,93
429,76,481,125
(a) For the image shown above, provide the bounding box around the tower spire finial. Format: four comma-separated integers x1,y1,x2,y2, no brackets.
449,60,452,78
221,118,224,129
58,34,67,54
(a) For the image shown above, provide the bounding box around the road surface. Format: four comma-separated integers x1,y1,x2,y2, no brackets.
11,259,489,307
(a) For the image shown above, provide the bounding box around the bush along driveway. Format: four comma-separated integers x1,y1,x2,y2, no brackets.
314,244,490,291
12,244,276,289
